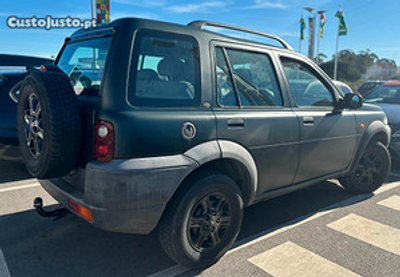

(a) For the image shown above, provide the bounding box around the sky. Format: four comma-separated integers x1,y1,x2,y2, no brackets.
0,0,399,65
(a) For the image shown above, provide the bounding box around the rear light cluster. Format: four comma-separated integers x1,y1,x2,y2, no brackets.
94,120,115,162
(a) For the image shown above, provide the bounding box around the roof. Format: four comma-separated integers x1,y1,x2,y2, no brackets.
69,17,293,52
0,54,53,67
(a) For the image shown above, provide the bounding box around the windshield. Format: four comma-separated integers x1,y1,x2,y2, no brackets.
364,85,400,104
57,37,112,96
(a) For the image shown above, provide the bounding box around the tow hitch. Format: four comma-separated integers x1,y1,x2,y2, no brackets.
34,197,68,221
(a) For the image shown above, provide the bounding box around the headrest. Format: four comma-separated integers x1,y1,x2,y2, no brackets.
137,69,158,80
157,57,185,80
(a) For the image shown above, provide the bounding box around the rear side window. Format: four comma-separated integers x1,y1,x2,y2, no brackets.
57,37,112,96
215,46,283,107
128,30,200,107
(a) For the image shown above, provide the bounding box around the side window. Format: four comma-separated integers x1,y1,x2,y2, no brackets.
281,58,334,107
215,47,283,107
215,47,237,106
128,30,200,107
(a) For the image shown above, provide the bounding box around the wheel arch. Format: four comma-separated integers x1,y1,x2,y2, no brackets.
181,140,258,207
350,120,390,172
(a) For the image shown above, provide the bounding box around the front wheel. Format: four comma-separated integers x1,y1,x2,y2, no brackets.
340,141,391,193
157,172,243,269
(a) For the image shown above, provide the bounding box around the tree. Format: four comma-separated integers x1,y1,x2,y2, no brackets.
316,53,327,64
319,49,380,82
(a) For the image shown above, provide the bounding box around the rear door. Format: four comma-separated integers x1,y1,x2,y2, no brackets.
212,44,300,195
278,55,357,183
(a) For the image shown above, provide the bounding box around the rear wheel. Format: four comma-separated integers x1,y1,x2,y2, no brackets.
157,172,243,269
340,141,390,193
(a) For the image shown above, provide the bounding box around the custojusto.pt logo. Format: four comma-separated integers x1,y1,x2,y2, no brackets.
7,16,97,30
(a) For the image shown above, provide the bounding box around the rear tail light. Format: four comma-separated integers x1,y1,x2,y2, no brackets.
94,120,114,162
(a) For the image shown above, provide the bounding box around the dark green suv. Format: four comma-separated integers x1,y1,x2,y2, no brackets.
17,18,391,269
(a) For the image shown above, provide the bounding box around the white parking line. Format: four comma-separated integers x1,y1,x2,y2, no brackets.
0,249,11,277
328,213,400,256
144,181,400,277
0,183,40,193
377,195,400,211
248,241,361,277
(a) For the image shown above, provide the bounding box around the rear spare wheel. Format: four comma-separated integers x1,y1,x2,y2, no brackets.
17,71,81,179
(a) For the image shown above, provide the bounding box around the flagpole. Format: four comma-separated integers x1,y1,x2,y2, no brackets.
299,36,302,54
299,13,303,54
333,16,340,80
299,15,302,55
91,0,95,21
316,20,321,64
316,11,326,65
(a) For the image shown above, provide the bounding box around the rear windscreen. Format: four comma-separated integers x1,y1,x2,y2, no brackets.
57,37,112,96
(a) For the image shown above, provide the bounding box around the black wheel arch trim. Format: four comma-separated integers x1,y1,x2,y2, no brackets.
350,120,391,172
183,140,258,206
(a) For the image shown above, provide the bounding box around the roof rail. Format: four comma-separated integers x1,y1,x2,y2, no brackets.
188,21,293,50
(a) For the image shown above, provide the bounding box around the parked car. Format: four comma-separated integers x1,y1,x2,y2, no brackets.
17,18,391,269
364,81,400,159
0,54,52,160
333,80,353,95
357,80,386,95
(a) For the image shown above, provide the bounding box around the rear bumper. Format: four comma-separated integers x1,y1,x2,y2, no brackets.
39,154,197,234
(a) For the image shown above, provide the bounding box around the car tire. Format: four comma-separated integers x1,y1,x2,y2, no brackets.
157,172,243,269
340,141,390,194
17,71,81,179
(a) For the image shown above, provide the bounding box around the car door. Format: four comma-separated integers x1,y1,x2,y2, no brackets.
212,44,300,195
278,55,358,183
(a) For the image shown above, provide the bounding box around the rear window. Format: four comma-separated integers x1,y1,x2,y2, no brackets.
128,30,200,107
57,37,112,96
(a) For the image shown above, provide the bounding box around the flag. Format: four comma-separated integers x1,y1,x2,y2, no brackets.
96,0,110,26
300,15,306,40
335,7,347,36
319,12,327,39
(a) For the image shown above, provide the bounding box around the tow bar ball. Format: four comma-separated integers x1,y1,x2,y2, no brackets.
33,197,68,220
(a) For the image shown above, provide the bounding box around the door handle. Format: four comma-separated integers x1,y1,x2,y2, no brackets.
303,116,314,126
227,118,245,128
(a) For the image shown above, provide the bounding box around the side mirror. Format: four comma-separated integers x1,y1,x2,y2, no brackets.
336,93,363,111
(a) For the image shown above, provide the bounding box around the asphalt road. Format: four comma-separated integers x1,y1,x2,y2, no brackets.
1,158,400,277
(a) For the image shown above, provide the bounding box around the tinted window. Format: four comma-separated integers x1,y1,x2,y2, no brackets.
281,58,334,107
57,37,112,96
364,85,400,104
128,30,200,107
215,47,282,107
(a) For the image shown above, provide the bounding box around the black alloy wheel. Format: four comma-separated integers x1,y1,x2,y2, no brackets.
158,172,243,269
340,141,390,193
187,193,232,251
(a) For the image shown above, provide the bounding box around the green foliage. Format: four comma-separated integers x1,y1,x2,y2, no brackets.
319,49,397,83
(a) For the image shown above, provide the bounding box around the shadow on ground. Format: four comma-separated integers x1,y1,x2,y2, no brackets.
1,175,399,277
1,156,399,276
0,143,31,183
